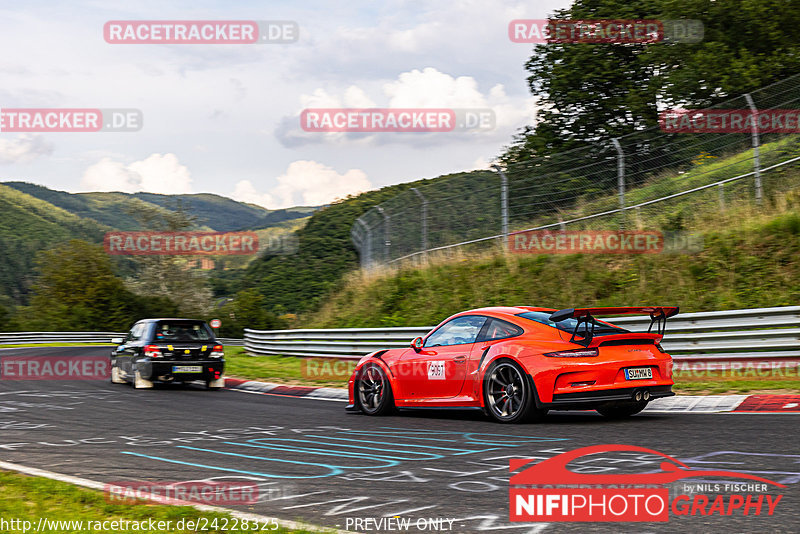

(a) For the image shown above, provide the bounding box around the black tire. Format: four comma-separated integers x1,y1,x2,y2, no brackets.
355,363,395,415
596,400,648,418
483,359,546,423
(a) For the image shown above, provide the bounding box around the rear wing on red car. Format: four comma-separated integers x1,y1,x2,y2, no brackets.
549,306,679,346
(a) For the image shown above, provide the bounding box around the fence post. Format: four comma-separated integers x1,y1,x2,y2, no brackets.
744,93,762,203
355,218,372,269
410,187,428,259
718,183,725,211
611,138,625,229
375,206,390,264
491,165,509,249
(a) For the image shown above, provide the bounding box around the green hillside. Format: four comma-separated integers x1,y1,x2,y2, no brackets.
305,207,800,328
1,183,315,232
241,171,489,314
0,184,109,302
0,183,316,306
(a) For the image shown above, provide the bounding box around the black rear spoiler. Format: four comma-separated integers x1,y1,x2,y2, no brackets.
549,306,679,346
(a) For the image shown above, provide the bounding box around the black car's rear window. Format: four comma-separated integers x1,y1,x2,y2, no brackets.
516,311,628,336
153,321,214,342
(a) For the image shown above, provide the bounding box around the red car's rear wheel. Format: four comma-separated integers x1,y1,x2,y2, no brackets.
484,360,546,423
356,363,395,415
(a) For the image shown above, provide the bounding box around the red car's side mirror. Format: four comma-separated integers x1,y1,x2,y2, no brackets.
411,337,424,352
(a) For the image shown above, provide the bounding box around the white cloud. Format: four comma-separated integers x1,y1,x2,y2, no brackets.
80,153,192,194
276,67,538,147
230,179,277,209
0,134,53,164
276,160,371,207
232,161,372,209
384,67,486,107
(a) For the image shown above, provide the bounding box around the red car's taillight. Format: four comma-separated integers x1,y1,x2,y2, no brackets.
543,348,599,357
210,344,224,358
144,345,162,358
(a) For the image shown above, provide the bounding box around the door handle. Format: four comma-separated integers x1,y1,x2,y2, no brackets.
454,355,466,363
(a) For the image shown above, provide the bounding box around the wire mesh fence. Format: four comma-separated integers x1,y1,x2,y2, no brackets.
352,74,800,268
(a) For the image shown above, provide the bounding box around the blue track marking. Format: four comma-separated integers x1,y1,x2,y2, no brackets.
245,436,470,457
295,434,501,454
226,441,409,464
121,450,345,479
180,444,401,470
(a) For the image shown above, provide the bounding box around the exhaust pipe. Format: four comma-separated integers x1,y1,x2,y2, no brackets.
158,374,174,382
633,390,643,402
643,390,651,401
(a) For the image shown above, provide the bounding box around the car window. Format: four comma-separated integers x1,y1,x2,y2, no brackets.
477,318,523,342
154,321,213,342
126,323,144,342
424,315,487,347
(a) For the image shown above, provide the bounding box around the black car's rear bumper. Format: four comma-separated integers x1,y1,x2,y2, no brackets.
138,359,224,381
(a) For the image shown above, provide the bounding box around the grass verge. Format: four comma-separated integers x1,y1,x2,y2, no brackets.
224,347,354,389
0,471,320,534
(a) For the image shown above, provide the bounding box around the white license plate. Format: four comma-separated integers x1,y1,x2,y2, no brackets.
625,367,653,380
172,365,202,373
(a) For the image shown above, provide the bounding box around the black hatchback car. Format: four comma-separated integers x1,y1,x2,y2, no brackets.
111,318,225,390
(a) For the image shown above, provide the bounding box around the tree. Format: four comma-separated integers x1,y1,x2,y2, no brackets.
213,288,286,337
123,199,214,317
17,240,178,331
503,0,800,164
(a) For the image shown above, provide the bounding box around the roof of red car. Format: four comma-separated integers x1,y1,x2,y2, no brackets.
466,306,556,316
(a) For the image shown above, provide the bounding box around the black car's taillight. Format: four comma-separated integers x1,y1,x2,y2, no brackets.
144,345,162,358
543,347,599,357
210,344,224,358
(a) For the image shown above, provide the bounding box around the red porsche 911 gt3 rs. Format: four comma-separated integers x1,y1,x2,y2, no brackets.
346,306,678,423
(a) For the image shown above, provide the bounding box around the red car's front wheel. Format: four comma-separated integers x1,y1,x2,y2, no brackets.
356,363,395,415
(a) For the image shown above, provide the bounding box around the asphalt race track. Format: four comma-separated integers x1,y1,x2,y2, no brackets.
0,347,798,533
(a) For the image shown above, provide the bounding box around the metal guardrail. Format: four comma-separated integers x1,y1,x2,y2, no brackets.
0,332,126,344
0,332,243,346
244,306,800,363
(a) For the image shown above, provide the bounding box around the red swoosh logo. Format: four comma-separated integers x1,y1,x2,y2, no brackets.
509,444,786,488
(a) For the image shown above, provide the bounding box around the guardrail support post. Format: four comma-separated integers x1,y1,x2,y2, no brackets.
491,165,509,250
744,93,762,204
718,183,725,211
410,187,428,261
611,138,625,229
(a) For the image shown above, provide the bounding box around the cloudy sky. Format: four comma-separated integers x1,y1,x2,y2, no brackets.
0,0,570,209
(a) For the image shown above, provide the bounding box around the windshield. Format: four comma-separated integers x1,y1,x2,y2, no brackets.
516,311,628,335
153,321,214,342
